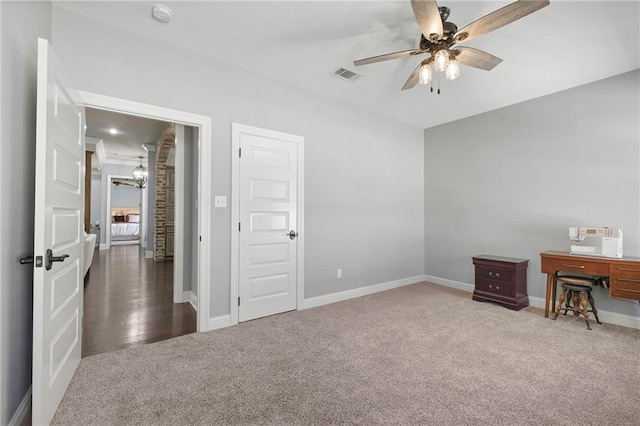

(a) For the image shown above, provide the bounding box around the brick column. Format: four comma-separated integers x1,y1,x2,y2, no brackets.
154,124,176,261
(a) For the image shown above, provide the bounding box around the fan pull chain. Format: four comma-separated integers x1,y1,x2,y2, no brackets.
437,74,441,95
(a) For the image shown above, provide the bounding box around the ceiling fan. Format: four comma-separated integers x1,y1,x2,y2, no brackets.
113,180,136,188
353,0,550,92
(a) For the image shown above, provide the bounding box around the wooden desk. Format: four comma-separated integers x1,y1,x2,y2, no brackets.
540,251,640,318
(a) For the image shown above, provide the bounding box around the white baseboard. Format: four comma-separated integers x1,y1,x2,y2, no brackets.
145,250,154,259
424,275,640,330
8,386,31,426
99,243,108,250
208,314,231,331
183,291,197,311
424,274,475,293
302,275,428,310
526,295,640,329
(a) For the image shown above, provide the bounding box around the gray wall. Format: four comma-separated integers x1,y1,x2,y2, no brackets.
0,1,51,423
90,175,101,231
146,154,155,252
111,183,141,208
191,127,199,296
181,126,199,294
424,70,640,316
51,7,425,318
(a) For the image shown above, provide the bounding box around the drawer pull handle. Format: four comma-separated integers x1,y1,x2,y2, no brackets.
496,286,500,290
562,264,585,269
489,272,500,277
616,267,640,272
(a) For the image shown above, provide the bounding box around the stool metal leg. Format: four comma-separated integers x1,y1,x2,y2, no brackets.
579,291,591,330
571,292,580,316
553,288,568,320
587,292,602,325
564,290,573,315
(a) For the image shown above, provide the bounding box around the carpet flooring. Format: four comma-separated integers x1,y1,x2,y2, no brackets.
52,282,640,425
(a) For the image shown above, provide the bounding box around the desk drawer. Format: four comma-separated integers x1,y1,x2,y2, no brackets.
610,264,640,279
541,258,609,276
610,277,640,300
476,278,512,297
476,267,512,283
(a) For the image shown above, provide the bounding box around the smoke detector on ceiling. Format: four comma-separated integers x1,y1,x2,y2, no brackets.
151,4,173,23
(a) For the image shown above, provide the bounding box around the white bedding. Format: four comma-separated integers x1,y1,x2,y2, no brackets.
111,222,140,237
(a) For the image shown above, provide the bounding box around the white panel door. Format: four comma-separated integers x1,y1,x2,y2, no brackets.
32,38,85,426
239,130,299,322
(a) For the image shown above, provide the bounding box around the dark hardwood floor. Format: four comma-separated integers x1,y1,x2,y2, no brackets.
82,244,196,357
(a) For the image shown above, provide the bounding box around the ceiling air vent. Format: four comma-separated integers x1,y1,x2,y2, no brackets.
331,67,362,83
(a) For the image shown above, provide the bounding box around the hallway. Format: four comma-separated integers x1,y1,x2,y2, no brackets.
82,245,196,357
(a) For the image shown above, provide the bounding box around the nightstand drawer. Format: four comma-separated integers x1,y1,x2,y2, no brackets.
610,277,640,300
476,266,512,283
476,278,512,297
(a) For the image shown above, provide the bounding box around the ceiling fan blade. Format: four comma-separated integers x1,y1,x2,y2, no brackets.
454,0,550,44
354,49,424,67
411,0,443,41
453,47,502,71
401,58,431,91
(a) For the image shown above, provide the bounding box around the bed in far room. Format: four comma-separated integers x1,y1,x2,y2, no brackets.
111,207,141,245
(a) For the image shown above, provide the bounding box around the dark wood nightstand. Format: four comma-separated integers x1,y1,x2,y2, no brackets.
472,255,529,310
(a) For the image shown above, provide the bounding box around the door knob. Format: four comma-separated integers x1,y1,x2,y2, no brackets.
45,248,69,271
286,230,298,240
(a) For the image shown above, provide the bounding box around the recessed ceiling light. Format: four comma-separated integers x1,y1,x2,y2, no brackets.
152,4,173,23
108,128,118,135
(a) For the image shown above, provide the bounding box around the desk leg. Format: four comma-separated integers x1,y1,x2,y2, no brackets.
544,274,553,318
551,275,557,314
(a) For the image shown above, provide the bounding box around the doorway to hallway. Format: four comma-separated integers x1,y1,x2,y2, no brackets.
82,245,196,357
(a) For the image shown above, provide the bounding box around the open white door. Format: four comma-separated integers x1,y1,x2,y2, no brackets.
32,38,85,425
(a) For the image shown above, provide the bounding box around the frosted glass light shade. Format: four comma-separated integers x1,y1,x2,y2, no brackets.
434,49,449,72
445,59,460,80
419,64,432,85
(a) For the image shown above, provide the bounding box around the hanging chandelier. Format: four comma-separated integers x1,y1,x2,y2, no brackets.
132,156,148,189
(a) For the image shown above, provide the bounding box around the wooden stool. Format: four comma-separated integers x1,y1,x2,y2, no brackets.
552,276,602,330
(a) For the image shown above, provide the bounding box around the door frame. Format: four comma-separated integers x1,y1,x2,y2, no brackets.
230,123,305,326
79,91,212,332
104,174,145,250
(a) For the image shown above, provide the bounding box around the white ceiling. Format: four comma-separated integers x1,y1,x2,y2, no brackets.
85,107,167,164
57,1,640,129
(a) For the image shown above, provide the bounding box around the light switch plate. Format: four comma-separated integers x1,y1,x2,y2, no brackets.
214,196,227,208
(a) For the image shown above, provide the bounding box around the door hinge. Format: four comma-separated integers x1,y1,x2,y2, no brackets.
199,236,202,242
238,222,241,232
238,297,240,306
239,148,242,158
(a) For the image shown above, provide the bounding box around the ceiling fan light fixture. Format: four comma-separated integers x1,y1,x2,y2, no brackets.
419,64,432,85
433,49,450,73
445,59,460,80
